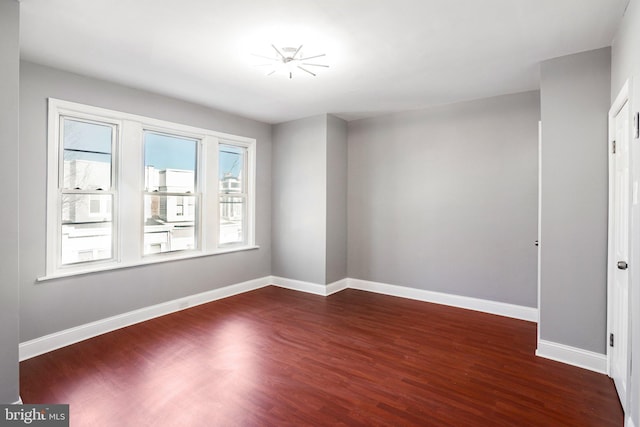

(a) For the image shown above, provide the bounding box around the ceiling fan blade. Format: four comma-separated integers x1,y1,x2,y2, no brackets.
302,63,329,68
292,45,303,59
251,53,279,61
297,66,316,77
271,44,286,60
298,53,325,61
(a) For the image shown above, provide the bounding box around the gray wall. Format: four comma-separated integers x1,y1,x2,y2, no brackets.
326,115,348,284
271,114,348,286
348,92,539,307
612,0,640,422
19,61,272,342
0,0,20,404
539,47,611,353
272,115,327,284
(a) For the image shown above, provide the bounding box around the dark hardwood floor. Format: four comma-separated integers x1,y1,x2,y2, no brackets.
21,286,623,426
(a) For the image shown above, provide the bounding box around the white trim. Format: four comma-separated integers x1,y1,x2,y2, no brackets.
268,276,329,296
627,415,637,427
37,245,260,282
20,275,539,361
611,80,631,120
49,98,255,144
268,276,349,296
607,80,633,408
12,397,22,405
347,278,538,322
268,277,537,321
536,340,607,374
537,120,542,342
45,98,257,278
326,278,349,295
21,276,538,361
19,276,271,361
25,274,622,380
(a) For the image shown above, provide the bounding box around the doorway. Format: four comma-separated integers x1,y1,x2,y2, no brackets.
608,81,632,413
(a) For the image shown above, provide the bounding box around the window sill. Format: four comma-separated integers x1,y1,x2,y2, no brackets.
37,245,260,282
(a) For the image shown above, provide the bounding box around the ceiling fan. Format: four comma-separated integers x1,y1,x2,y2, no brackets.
253,45,329,79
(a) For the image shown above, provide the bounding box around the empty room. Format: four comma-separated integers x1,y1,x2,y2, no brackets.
1,0,640,425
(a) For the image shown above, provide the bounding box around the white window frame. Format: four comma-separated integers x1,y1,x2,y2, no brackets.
44,98,257,280
218,140,255,248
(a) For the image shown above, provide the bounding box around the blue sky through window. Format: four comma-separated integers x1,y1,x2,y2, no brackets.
144,132,196,171
144,133,244,182
219,144,243,180
63,118,112,154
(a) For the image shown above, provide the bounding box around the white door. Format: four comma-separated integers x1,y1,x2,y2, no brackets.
609,98,630,411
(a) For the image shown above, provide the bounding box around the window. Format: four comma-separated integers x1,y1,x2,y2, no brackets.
219,144,247,245
143,131,199,255
46,99,257,278
59,117,117,266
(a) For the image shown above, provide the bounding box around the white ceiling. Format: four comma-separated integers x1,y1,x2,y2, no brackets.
20,0,628,124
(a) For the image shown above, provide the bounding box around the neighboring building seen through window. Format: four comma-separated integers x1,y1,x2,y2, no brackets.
60,118,115,265
219,144,246,245
143,131,199,255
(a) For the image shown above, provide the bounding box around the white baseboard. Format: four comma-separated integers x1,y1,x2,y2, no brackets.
20,275,539,361
19,276,271,361
347,278,538,322
21,273,612,380
268,276,349,296
326,278,349,295
13,397,22,405
269,276,329,296
536,339,607,374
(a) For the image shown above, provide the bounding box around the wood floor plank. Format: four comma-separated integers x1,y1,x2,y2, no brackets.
20,286,623,426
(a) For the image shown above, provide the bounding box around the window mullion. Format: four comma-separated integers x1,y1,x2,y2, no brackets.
119,120,143,264
203,136,218,251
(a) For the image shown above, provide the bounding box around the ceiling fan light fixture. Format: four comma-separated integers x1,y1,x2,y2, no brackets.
253,44,328,79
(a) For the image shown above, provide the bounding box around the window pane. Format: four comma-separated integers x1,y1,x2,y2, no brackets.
143,194,197,254
144,132,197,192
61,194,112,265
63,119,113,153
219,144,245,194
219,195,245,245
219,144,246,246
62,119,113,190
